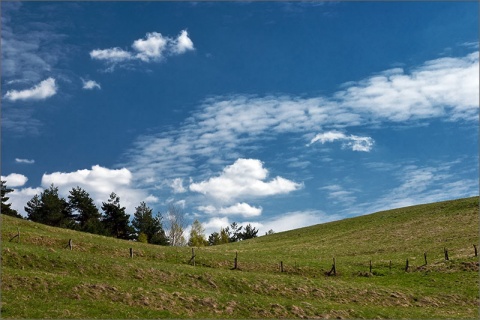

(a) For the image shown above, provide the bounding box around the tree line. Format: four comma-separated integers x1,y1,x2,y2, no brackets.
1,181,259,246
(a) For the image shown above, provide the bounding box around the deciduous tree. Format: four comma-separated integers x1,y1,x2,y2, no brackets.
166,203,186,246
188,219,208,247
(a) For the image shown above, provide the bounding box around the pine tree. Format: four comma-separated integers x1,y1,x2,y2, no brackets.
241,223,259,240
132,202,167,245
101,193,133,240
68,187,103,234
25,185,74,228
1,181,22,218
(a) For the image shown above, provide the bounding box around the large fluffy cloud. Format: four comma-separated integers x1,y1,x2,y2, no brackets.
41,165,158,214
4,77,57,102
189,158,303,203
1,173,28,187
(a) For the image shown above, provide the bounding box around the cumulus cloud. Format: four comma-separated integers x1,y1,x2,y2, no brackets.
4,77,57,102
82,79,101,90
172,30,195,54
90,30,194,66
308,131,374,152
15,158,35,164
198,202,262,217
1,173,28,187
132,32,168,62
9,187,44,217
40,165,157,214
189,158,303,203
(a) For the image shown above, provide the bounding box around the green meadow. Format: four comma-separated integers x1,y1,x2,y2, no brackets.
1,196,478,318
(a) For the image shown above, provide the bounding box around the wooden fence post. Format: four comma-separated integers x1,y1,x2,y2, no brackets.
280,261,284,273
69,239,73,251
233,251,238,269
327,257,336,276
405,259,409,272
474,244,477,257
189,248,196,266
444,247,449,261
9,227,20,243
389,260,392,271
369,260,372,273
130,248,133,258
424,252,427,265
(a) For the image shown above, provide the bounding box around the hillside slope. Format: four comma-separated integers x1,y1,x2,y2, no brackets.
1,197,478,318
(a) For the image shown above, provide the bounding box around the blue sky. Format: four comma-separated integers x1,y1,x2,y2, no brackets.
2,1,478,235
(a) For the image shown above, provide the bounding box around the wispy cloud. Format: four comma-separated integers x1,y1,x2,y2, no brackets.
321,184,357,206
82,79,101,90
4,77,57,102
362,161,478,214
308,131,374,152
15,158,35,164
124,52,478,188
90,30,194,67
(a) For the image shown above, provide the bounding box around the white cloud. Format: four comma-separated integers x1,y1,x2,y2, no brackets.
170,178,187,193
132,32,168,62
9,187,44,217
40,165,157,214
123,51,478,194
82,79,101,90
90,30,194,66
321,184,357,206
251,210,344,234
189,158,303,203
89,48,133,62
15,158,35,164
336,52,479,122
198,202,262,217
4,77,57,102
1,173,28,187
363,161,478,214
171,30,194,54
308,131,374,152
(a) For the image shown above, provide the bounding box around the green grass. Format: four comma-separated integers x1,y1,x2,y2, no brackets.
2,197,478,318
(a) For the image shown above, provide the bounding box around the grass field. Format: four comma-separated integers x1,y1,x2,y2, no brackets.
1,196,478,318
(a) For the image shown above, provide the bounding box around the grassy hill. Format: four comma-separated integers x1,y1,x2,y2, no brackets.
1,196,478,319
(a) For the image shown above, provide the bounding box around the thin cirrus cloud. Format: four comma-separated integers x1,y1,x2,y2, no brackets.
90,30,194,65
124,51,478,187
4,77,57,102
307,131,374,152
189,158,303,203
